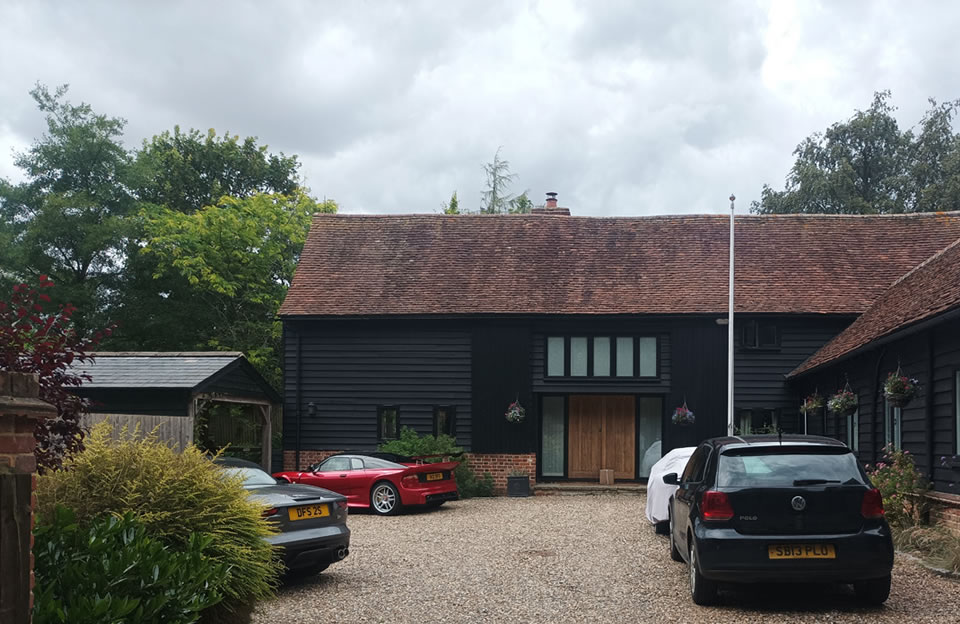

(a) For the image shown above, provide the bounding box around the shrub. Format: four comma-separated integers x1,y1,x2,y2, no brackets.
34,506,225,624
36,423,281,618
894,524,960,574
866,445,930,529
379,427,494,498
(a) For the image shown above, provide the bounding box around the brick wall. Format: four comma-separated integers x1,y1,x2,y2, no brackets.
0,371,56,624
282,449,343,471
464,452,536,494
928,492,960,536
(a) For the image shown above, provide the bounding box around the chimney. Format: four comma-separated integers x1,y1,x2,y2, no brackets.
531,192,571,216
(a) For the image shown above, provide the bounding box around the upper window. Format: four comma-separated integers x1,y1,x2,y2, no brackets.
378,406,399,441
434,406,456,438
545,335,657,379
741,320,779,349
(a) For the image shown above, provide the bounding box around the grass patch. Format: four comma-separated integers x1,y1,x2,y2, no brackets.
894,524,960,574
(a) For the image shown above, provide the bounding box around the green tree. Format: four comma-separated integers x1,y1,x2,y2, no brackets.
509,191,533,214
131,127,301,214
442,191,460,214
480,147,520,214
753,91,960,214
140,191,336,384
0,84,134,331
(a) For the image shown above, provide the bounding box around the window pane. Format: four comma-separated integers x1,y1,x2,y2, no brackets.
637,397,662,478
380,408,398,439
547,337,564,376
541,397,565,477
593,337,611,376
758,323,778,347
616,337,634,376
738,410,752,435
847,409,859,452
742,321,757,348
638,337,657,377
570,337,588,376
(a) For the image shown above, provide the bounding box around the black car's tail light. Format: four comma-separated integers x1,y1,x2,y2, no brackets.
701,491,734,521
261,507,279,517
861,488,885,519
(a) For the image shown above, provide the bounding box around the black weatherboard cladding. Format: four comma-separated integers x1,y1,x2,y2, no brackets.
471,323,534,453
72,388,192,417
283,320,472,451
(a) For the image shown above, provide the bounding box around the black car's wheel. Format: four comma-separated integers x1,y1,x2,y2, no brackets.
655,520,670,535
854,574,891,605
669,514,683,562
371,481,401,516
689,541,718,606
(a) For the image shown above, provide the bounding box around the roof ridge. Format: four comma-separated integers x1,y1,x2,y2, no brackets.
315,210,960,220
91,351,243,358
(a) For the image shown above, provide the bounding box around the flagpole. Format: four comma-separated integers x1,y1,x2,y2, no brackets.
728,194,736,436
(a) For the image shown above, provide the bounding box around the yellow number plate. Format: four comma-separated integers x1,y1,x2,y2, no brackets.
768,544,835,559
288,504,329,521
426,472,443,481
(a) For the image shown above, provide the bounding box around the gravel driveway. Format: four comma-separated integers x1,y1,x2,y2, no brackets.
253,494,960,623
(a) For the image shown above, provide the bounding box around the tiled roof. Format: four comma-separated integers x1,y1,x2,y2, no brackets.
789,237,960,377
71,352,243,388
279,212,960,317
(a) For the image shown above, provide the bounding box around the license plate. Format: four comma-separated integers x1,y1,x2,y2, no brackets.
768,544,835,559
426,472,443,481
288,503,329,521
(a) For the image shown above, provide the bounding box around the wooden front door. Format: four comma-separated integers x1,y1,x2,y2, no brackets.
568,395,636,480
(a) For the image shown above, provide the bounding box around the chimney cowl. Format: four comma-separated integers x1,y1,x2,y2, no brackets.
545,192,558,208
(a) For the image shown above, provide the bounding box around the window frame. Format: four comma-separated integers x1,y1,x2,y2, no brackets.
544,334,659,380
433,405,456,438
740,320,780,350
377,405,400,442
846,408,859,453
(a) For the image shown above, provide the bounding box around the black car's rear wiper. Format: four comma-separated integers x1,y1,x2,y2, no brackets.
793,479,841,486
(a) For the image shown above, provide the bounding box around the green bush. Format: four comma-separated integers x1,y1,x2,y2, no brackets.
866,445,930,529
379,427,494,498
34,506,225,624
36,423,281,619
894,524,960,574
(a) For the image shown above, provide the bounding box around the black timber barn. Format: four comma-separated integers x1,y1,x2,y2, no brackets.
279,208,960,494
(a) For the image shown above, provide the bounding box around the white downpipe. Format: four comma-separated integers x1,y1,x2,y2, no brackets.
727,195,736,436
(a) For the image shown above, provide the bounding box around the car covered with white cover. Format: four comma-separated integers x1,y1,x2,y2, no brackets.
645,446,696,533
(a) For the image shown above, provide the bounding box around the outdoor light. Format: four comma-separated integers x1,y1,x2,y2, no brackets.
307,402,317,417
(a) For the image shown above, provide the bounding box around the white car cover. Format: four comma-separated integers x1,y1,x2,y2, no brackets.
645,446,697,525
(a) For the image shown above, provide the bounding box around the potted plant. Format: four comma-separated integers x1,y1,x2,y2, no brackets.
507,470,531,497
505,399,526,424
883,371,919,407
827,387,858,416
671,402,695,426
800,393,824,416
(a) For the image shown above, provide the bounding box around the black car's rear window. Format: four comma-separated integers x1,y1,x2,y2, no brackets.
717,447,865,488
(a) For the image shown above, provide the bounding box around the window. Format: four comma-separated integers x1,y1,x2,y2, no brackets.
681,446,709,483
547,337,565,376
544,335,658,379
433,406,456,438
378,406,399,441
741,320,779,349
955,371,960,453
541,396,565,477
737,410,752,435
319,456,352,472
350,458,364,470
616,337,634,377
847,409,859,452
737,409,777,434
570,337,588,376
593,337,611,376
884,399,901,450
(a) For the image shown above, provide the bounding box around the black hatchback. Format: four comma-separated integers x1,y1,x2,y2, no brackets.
664,435,893,606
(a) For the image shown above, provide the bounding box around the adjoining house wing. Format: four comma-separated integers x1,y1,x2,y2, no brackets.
789,236,960,378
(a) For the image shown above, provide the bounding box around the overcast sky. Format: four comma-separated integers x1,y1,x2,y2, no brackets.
2,1,959,216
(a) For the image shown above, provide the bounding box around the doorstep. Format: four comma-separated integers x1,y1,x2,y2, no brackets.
533,482,647,496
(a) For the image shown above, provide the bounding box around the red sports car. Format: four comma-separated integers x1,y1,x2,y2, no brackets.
274,453,459,516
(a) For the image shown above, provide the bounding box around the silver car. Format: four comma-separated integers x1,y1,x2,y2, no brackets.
217,457,350,575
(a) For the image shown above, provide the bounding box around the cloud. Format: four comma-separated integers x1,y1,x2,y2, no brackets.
2,0,959,215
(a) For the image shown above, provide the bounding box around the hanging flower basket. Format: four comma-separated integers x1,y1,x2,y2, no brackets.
505,399,526,424
884,371,919,408
827,388,857,416
800,393,824,416
671,402,695,426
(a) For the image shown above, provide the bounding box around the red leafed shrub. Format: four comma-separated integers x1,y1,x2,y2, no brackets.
0,277,112,471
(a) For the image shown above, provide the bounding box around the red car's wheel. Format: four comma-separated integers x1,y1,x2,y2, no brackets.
371,481,401,516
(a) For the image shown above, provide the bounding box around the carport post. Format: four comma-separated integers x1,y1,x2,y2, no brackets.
727,194,736,436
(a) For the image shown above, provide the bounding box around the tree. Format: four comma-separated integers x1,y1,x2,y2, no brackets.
0,85,134,332
509,192,533,214
753,92,960,214
131,127,301,214
140,191,336,385
480,148,520,214
0,277,111,471
442,191,460,214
